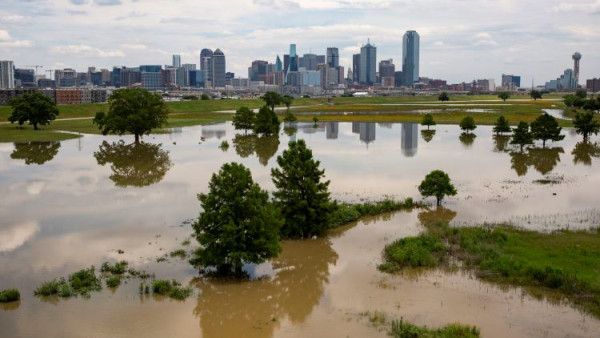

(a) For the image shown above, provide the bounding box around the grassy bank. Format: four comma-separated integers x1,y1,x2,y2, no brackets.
390,318,480,338
328,198,415,229
379,220,600,317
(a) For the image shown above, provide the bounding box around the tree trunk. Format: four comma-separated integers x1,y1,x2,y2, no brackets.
135,134,140,144
436,197,441,206
33,123,39,130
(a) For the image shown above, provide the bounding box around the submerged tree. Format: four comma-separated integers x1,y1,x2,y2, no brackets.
573,111,600,141
261,91,282,112
232,106,255,132
530,113,564,147
493,115,511,135
254,105,280,136
421,113,436,130
459,116,477,134
271,139,335,238
192,162,282,276
510,121,534,151
10,141,61,165
94,140,172,187
8,92,59,130
93,88,169,143
418,170,457,206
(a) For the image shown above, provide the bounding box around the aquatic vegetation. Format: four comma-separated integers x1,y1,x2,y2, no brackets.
169,249,187,259
152,279,192,300
101,261,128,275
0,289,20,303
34,266,102,298
328,198,415,229
34,280,62,296
390,317,480,338
106,276,121,288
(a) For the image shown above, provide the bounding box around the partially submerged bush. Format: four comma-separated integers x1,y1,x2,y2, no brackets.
0,289,20,303
101,261,128,275
152,279,192,300
106,276,121,288
34,266,102,298
379,234,446,272
390,318,480,338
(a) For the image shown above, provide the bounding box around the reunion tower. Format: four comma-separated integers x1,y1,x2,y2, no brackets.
572,52,582,85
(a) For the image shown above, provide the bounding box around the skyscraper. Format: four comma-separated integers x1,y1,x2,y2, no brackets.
212,49,226,88
573,52,581,86
200,49,213,71
327,47,339,68
0,61,15,89
402,30,420,86
172,54,181,68
275,55,283,72
359,41,376,85
288,44,298,72
352,54,361,83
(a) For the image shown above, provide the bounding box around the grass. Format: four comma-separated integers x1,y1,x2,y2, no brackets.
390,318,481,338
328,198,415,229
379,221,600,317
0,289,20,303
169,249,187,259
101,261,128,275
106,276,121,288
151,279,193,300
34,266,102,298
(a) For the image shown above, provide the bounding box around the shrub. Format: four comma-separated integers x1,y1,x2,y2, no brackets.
0,289,20,303
106,276,121,288
34,280,61,296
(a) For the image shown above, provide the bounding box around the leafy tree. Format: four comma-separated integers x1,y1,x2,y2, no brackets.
493,115,511,135
232,106,255,132
418,170,457,206
583,97,600,113
510,121,534,151
271,139,335,238
201,93,210,100
572,141,600,166
93,88,169,143
563,95,584,108
254,105,280,135
459,116,476,134
312,116,319,127
575,89,587,99
498,91,510,101
283,111,298,123
281,95,294,110
438,92,449,102
8,92,59,130
10,141,60,165
261,91,282,111
421,113,436,130
421,130,436,143
94,140,172,187
192,162,282,276
530,113,564,147
573,111,600,141
530,90,542,101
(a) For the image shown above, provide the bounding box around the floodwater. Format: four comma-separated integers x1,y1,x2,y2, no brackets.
1,122,600,337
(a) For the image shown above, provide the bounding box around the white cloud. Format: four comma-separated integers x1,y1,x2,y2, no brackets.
51,44,125,57
551,1,600,13
0,15,32,24
0,30,33,48
121,43,148,50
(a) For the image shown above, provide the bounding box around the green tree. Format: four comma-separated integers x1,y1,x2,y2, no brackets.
498,91,510,101
510,121,534,151
10,141,61,165
530,90,542,100
254,105,280,135
271,139,335,238
493,115,511,135
93,88,169,143
575,89,587,99
459,116,477,134
261,91,282,111
573,111,600,141
232,106,255,132
283,111,298,123
583,97,600,113
418,170,457,206
94,140,172,187
421,113,436,130
201,93,210,100
530,113,564,147
192,162,282,276
438,92,450,102
8,92,59,130
281,95,294,110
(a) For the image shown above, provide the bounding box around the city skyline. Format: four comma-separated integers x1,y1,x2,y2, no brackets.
1,0,599,85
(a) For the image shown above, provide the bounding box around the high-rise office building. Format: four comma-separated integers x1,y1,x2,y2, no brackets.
249,60,268,82
0,61,15,89
327,47,339,68
352,54,360,83
172,54,181,68
359,41,376,85
275,55,283,72
14,68,35,87
212,49,226,88
501,74,521,88
200,49,213,71
288,44,298,73
402,30,420,86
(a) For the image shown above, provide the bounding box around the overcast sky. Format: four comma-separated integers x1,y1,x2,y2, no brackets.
1,0,599,85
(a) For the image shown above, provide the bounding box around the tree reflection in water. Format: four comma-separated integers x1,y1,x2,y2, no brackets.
420,130,436,143
94,140,172,187
10,141,61,165
232,134,280,166
459,132,476,147
493,135,510,152
192,239,338,338
418,207,457,227
572,141,600,166
509,147,564,176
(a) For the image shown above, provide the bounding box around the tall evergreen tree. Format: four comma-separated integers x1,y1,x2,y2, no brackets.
573,111,600,141
459,116,477,134
530,113,565,147
271,139,335,238
493,115,511,135
254,105,280,135
510,121,534,151
421,113,436,130
232,106,255,132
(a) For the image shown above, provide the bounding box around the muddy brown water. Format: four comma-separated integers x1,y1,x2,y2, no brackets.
1,122,600,337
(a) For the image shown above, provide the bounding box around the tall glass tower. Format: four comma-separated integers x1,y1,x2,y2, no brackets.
402,31,420,86
327,47,339,68
359,41,376,85
211,49,226,88
288,44,298,72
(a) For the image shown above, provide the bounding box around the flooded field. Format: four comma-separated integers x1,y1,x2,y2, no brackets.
1,122,599,337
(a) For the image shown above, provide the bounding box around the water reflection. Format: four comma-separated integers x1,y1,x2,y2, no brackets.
94,140,172,187
283,127,297,137
201,127,227,140
0,301,20,311
421,130,436,143
459,133,476,147
401,123,418,157
418,207,458,227
232,134,280,166
326,122,338,139
193,239,337,338
10,141,61,165
509,147,564,176
493,135,510,152
572,142,600,166
352,122,376,145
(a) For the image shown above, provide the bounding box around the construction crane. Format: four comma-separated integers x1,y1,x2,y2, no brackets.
24,65,43,76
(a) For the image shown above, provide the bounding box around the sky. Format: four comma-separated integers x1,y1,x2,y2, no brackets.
1,0,599,86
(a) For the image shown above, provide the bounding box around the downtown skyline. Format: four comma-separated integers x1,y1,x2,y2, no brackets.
1,0,599,85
